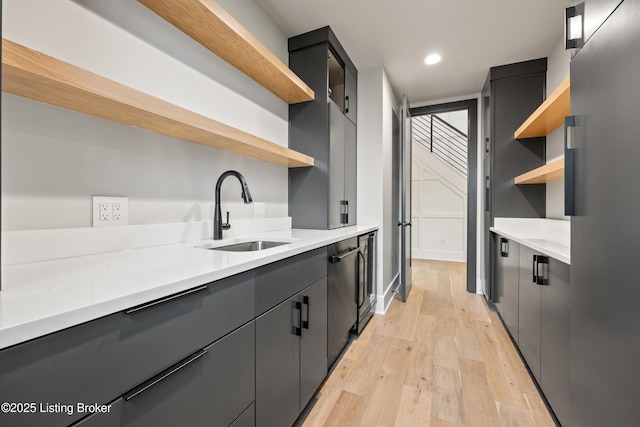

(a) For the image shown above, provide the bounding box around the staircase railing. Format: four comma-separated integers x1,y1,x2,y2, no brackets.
412,114,468,177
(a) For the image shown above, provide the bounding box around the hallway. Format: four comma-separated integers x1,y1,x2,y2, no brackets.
302,259,555,426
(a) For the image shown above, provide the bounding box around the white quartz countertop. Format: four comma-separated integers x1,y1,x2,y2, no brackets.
0,225,377,350
490,218,570,264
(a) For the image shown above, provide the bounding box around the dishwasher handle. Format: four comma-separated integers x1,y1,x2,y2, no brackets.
329,247,360,264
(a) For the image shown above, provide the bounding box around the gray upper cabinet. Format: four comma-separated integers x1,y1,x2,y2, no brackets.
288,26,357,229
344,66,357,124
482,58,547,223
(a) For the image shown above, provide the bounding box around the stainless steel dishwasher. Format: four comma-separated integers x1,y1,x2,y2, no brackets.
327,237,358,369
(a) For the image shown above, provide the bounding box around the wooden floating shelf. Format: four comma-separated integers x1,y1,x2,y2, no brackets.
138,0,315,105
514,158,565,184
514,77,570,139
1,38,314,168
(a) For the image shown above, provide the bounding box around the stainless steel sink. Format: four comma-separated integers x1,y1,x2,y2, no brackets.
197,240,289,252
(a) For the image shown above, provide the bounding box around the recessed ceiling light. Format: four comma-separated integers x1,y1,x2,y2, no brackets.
424,53,442,65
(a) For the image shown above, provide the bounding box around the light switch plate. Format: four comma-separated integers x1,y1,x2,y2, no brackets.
93,196,128,227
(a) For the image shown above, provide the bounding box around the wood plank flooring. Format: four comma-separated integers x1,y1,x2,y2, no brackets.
302,259,555,427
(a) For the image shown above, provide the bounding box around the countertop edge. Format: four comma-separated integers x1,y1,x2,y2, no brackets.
490,227,570,264
0,225,377,350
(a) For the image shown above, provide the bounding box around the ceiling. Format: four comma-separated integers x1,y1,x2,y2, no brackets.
254,0,570,104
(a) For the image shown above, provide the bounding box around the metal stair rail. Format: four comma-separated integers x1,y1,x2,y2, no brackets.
412,114,468,177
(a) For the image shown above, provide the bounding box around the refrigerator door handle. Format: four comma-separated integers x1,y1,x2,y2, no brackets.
565,116,577,216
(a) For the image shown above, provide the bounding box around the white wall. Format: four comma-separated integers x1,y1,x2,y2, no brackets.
545,39,571,220
1,0,290,231
412,142,467,262
357,67,398,313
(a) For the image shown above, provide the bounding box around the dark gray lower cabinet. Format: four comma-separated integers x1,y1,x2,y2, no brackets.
518,245,541,382
517,245,570,426
540,258,570,427
71,323,255,427
0,272,254,427
118,322,255,427
255,278,328,427
493,234,520,343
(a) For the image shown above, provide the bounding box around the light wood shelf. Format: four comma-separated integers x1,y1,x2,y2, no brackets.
138,0,314,105
514,158,565,184
1,38,314,168
514,77,570,139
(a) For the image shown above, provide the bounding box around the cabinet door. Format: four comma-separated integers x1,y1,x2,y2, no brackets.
501,238,520,344
344,66,357,124
492,235,505,315
344,117,357,226
328,101,346,229
256,298,300,427
541,259,570,427
518,245,541,382
491,73,546,219
119,322,255,427
300,278,328,408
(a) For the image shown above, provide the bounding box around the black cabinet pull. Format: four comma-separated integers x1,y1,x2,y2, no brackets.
500,238,509,257
294,301,302,336
485,176,490,213
532,255,537,283
125,285,208,314
564,116,577,216
345,95,350,113
536,256,549,285
302,296,310,329
329,247,360,263
123,349,208,401
340,200,349,224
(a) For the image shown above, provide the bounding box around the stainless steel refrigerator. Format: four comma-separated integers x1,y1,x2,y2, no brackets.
568,1,640,425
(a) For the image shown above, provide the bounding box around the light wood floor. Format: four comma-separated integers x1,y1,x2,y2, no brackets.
302,259,556,427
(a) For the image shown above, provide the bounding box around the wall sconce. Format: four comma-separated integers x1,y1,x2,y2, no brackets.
565,3,585,49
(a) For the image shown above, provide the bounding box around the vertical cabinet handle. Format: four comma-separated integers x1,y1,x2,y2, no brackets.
340,200,349,224
532,255,537,283
485,176,490,213
345,95,350,113
302,296,310,329
565,116,577,216
536,256,549,285
500,238,509,257
294,301,302,336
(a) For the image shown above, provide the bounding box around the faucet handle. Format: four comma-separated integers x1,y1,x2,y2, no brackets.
222,211,231,231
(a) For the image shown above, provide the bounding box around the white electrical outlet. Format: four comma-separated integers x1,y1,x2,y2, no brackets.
93,196,128,227
253,202,266,219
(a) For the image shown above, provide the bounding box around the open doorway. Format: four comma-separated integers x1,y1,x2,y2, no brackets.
410,100,478,293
